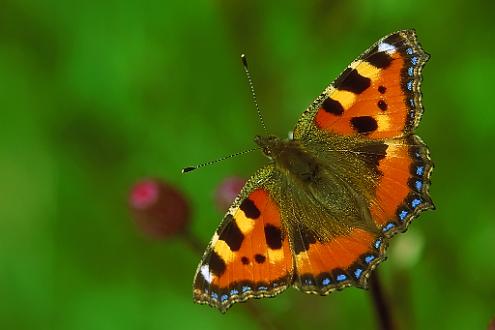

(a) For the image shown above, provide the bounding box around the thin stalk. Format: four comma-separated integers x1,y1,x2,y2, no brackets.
369,272,395,330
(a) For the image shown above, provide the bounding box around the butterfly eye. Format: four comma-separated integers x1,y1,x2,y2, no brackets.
263,146,272,156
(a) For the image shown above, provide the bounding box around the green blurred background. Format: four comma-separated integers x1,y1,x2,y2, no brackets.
1,0,494,329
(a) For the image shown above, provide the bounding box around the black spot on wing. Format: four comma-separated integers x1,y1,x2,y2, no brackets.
335,68,371,94
241,256,249,265
209,251,226,277
378,85,387,94
264,224,283,250
293,227,317,254
240,198,260,219
377,100,388,111
366,52,392,69
254,254,266,264
350,116,378,134
321,97,344,115
218,218,244,251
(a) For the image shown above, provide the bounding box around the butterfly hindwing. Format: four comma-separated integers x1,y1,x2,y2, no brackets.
193,166,293,313
371,135,434,237
291,225,386,294
294,29,429,140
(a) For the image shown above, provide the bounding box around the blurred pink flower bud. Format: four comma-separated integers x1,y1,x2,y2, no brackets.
215,176,246,212
129,178,190,239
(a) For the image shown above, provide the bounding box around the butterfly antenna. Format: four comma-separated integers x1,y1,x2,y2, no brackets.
241,54,268,134
181,147,257,173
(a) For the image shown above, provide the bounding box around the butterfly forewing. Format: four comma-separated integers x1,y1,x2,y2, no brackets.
293,29,429,140
193,166,294,313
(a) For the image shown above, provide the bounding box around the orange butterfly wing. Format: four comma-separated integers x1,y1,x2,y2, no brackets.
294,29,429,139
292,225,385,293
193,167,293,313
370,135,434,236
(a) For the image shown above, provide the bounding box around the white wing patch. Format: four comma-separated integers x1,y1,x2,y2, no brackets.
378,42,396,54
200,265,213,283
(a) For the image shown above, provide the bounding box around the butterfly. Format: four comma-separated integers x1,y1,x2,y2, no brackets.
193,29,434,313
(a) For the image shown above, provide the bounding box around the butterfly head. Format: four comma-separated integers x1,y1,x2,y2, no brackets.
254,135,284,159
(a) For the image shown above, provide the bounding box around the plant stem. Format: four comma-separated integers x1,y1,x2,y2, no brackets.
369,272,395,330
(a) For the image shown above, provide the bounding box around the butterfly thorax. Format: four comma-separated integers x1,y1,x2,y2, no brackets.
255,134,321,184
